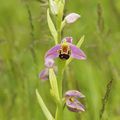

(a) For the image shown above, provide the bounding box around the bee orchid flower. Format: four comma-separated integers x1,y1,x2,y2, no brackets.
45,37,86,60
65,90,85,112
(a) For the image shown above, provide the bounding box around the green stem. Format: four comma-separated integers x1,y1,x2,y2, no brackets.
56,0,64,42
55,60,65,120
56,15,62,41
58,60,65,98
55,103,63,120
52,0,65,119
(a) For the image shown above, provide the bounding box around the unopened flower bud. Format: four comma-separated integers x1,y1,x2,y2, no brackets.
65,13,80,24
49,0,58,15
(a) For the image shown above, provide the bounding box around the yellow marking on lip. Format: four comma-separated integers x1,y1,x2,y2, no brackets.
61,42,70,53
69,97,75,102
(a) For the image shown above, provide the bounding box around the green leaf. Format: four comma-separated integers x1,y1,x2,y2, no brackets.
36,89,55,120
65,35,85,66
47,9,58,44
61,19,66,30
76,35,85,48
49,68,60,102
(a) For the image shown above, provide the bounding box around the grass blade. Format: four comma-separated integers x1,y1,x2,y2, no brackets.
36,89,55,120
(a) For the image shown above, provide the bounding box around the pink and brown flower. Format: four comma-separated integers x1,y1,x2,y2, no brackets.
65,90,85,112
45,37,86,60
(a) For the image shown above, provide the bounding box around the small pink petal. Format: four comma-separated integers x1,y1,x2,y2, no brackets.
65,90,85,98
45,58,54,68
70,44,86,60
45,44,61,59
62,37,73,43
39,68,49,81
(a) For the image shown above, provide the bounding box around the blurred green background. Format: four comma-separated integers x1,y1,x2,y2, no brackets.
0,0,120,120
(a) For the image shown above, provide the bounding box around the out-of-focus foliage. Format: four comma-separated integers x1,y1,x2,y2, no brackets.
0,0,120,120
